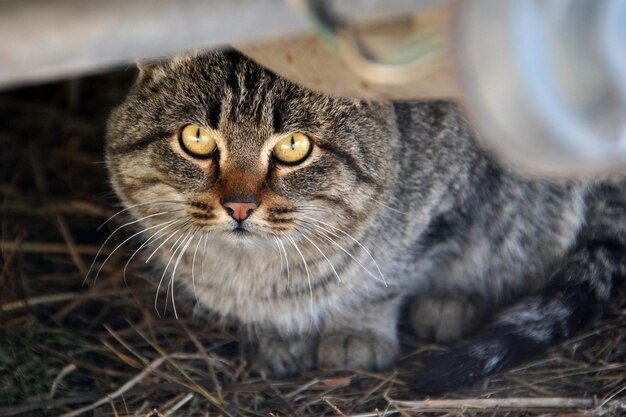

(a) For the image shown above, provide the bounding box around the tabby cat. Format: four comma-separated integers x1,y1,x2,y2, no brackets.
104,51,625,393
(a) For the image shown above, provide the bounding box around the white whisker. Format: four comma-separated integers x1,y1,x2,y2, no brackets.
276,236,290,288
273,237,285,281
145,224,187,263
201,234,208,293
84,211,170,285
300,215,387,286
283,232,314,315
97,200,184,230
123,219,183,282
169,232,196,319
367,196,409,215
300,233,342,283
169,232,185,251
191,232,203,302
91,216,176,284
156,230,191,317
297,220,383,284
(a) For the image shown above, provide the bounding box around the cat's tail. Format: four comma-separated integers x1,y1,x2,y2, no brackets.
411,184,626,394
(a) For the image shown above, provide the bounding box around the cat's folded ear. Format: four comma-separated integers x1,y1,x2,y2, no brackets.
135,58,170,82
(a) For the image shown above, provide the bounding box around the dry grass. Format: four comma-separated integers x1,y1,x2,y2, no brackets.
0,71,624,417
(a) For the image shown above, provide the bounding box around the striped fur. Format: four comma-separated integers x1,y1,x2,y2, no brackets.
413,188,626,392
105,51,626,391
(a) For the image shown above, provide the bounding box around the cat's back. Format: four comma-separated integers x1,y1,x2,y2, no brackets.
386,101,589,299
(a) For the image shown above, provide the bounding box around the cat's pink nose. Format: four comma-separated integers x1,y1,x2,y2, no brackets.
223,200,257,222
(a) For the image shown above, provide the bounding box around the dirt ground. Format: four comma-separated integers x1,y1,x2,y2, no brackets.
0,71,624,417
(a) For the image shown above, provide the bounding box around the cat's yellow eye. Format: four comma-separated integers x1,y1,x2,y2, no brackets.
179,124,217,158
272,133,312,165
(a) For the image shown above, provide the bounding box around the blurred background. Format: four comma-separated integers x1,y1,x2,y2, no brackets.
1,1,625,416
2,0,626,176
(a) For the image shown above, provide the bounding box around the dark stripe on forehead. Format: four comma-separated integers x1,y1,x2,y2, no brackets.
226,59,275,125
208,99,222,129
195,63,222,129
272,86,296,133
244,63,262,95
272,105,283,133
108,130,172,156
223,50,243,104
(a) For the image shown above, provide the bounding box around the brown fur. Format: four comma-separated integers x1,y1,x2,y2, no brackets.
105,51,626,391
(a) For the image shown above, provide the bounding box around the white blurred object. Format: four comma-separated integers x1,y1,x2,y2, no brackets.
0,0,624,177
0,0,420,88
455,0,626,177
237,4,458,101
275,0,626,177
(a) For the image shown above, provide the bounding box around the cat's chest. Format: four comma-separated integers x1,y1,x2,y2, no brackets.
188,245,281,292
172,238,389,331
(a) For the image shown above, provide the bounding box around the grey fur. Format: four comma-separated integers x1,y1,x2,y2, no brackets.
105,51,626,391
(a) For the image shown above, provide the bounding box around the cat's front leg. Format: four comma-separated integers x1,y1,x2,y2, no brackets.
253,296,401,376
253,332,319,377
317,296,401,371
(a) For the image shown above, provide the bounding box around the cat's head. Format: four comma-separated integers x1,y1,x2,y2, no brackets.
106,51,395,249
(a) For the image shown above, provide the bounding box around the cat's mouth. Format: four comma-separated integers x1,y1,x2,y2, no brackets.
224,225,264,247
227,225,259,240
218,221,280,246
224,223,281,247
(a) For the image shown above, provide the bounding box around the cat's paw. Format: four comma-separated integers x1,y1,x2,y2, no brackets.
317,332,398,371
410,298,486,343
255,336,318,377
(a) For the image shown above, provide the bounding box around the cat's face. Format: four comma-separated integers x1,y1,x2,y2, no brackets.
106,51,394,249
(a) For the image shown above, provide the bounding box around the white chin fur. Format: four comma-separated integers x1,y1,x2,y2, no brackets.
220,229,270,249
